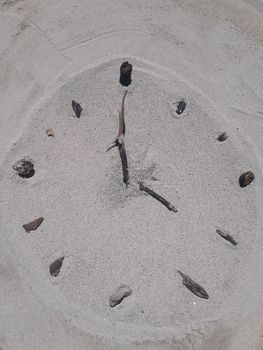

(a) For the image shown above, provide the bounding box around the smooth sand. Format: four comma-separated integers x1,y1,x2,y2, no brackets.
1,1,263,349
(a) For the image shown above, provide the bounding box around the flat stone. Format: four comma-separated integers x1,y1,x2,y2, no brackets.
49,257,64,277
109,284,132,307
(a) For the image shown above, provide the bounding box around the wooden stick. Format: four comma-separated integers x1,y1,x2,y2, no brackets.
117,90,127,138
106,91,129,186
118,141,129,186
139,182,177,212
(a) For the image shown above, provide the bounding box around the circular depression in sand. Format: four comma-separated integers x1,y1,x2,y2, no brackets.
3,59,258,335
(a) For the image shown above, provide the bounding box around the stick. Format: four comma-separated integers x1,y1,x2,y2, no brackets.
106,91,129,186
139,182,177,212
118,90,128,138
118,141,129,186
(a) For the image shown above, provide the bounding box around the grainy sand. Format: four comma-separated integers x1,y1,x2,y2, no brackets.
1,1,263,349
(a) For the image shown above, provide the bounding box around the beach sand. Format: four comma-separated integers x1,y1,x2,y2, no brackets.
1,1,263,349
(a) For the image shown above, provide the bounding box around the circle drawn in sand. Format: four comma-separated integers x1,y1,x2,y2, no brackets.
3,58,259,338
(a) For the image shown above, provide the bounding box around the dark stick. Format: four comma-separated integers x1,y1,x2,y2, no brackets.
216,229,237,246
118,141,129,186
139,182,177,212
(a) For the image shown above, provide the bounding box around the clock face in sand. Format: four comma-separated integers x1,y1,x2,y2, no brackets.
2,58,259,342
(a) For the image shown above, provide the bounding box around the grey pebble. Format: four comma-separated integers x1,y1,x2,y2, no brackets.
13,159,35,178
109,284,132,307
217,132,228,142
49,257,64,277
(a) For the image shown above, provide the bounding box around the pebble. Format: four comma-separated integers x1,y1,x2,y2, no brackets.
109,284,132,307
49,257,64,277
239,171,255,188
217,132,228,142
176,99,186,115
23,217,44,233
46,128,54,137
13,159,35,178
72,100,82,118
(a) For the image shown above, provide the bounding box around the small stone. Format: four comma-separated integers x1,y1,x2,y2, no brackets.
239,171,255,188
13,159,35,178
23,217,44,233
109,284,132,307
49,257,64,277
176,99,186,115
217,132,228,142
72,100,82,118
46,128,54,137
119,61,132,87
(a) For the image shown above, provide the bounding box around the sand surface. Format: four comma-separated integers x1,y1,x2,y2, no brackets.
1,1,263,349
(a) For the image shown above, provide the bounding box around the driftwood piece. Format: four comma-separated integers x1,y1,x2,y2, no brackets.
139,182,177,212
119,61,132,87
117,90,127,138
178,270,209,299
49,257,64,277
106,91,129,186
216,228,237,246
118,141,129,186
109,284,132,307
72,100,82,118
23,217,44,233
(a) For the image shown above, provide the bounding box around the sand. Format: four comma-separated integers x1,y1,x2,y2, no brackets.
0,0,263,349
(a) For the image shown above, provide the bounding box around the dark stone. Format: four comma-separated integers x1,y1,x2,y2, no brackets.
178,270,209,299
119,61,132,87
72,100,82,118
217,132,228,142
23,217,44,233
13,160,35,178
49,257,64,277
239,171,255,188
176,99,186,115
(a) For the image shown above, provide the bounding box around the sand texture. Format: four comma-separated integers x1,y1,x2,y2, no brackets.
0,0,263,349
